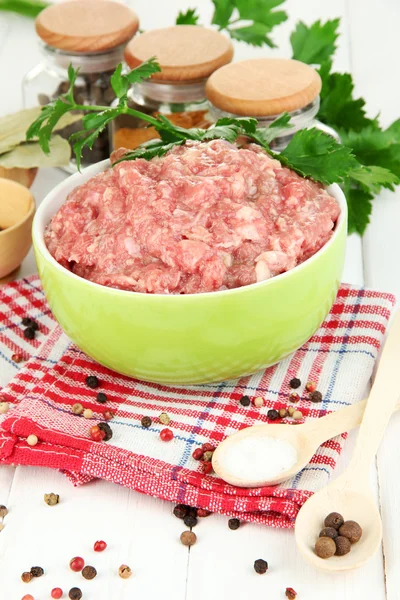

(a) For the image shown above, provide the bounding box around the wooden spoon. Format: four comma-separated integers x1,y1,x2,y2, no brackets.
294,310,400,571
212,398,391,488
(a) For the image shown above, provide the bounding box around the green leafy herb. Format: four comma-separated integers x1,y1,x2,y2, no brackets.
27,62,386,227
27,58,162,170
290,17,400,233
318,61,378,133
0,0,48,18
290,19,340,65
176,8,200,25
211,0,288,47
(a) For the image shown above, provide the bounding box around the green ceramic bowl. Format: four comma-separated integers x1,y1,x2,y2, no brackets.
33,160,347,384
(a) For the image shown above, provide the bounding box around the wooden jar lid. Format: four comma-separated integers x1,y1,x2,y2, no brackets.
124,26,234,82
206,58,322,116
35,0,139,53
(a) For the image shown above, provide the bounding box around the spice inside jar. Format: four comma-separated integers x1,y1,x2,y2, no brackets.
22,0,139,172
206,58,339,151
112,25,234,151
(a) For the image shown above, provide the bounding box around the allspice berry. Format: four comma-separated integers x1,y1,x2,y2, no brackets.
141,416,152,428
319,527,338,540
44,493,60,506
324,512,344,530
0,505,8,517
21,572,33,583
180,530,197,546
335,535,352,556
309,391,323,403
339,520,362,543
119,564,132,579
82,565,97,580
315,536,336,559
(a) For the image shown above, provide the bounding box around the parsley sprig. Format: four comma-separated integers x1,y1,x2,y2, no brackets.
27,60,386,200
176,1,288,47
291,17,400,234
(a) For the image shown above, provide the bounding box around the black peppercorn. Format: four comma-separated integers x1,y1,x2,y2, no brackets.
141,416,152,428
239,395,251,407
86,375,99,389
183,514,198,528
69,587,83,600
228,518,240,530
173,504,189,519
30,321,39,331
267,409,280,421
96,392,107,404
30,566,44,577
23,327,36,340
187,507,198,518
97,422,112,441
289,378,301,389
254,559,268,574
82,565,97,580
22,317,33,327
309,391,323,403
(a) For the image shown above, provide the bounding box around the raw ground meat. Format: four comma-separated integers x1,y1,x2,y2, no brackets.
45,140,340,294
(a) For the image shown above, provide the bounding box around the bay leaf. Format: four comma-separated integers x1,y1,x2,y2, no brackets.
0,136,71,168
0,107,82,154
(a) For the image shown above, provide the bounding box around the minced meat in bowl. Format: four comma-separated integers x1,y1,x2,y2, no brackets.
44,140,340,295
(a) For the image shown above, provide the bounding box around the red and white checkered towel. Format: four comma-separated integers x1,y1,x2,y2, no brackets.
0,276,396,528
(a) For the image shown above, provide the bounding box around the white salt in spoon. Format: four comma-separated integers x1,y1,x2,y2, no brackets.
212,315,400,490
294,309,400,571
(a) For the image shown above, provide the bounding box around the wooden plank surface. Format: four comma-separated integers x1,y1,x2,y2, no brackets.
1,0,398,598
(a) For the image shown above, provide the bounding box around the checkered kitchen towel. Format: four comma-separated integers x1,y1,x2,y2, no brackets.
0,276,396,528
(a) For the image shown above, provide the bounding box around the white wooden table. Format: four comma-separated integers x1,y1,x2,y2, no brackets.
1,1,400,598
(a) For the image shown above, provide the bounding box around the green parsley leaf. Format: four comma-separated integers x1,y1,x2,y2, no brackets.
176,8,199,25
279,127,357,185
349,165,399,193
290,19,340,65
113,140,186,164
111,58,161,100
211,0,234,29
341,124,400,176
211,0,287,47
344,184,374,236
0,0,48,18
318,62,377,133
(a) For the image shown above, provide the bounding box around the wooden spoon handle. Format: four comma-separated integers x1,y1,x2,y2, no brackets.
345,310,400,485
303,399,368,446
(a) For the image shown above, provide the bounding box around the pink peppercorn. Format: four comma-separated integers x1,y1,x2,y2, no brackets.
90,425,106,442
306,381,316,393
197,508,211,517
160,428,174,442
103,410,114,421
69,557,85,572
94,540,107,552
51,589,63,599
289,392,300,403
202,461,213,474
202,443,215,452
192,448,204,460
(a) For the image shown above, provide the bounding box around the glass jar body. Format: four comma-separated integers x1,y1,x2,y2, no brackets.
111,79,211,152
22,44,123,172
208,98,340,150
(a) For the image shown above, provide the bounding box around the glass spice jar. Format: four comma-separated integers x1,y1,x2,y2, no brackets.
111,26,234,151
22,0,139,172
205,58,340,150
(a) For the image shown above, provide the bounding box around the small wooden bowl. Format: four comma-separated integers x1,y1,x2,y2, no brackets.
0,166,38,189
0,178,35,280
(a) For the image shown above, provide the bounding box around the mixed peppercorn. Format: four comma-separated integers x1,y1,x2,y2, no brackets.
315,511,363,558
